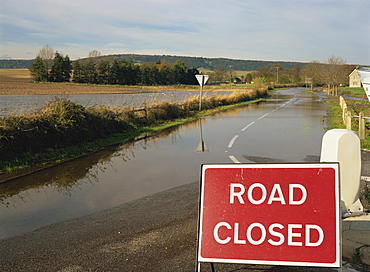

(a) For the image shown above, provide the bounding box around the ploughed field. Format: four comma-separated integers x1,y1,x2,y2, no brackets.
0,69,199,95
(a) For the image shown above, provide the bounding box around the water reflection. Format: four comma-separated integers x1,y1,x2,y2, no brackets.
196,118,209,152
0,120,198,239
0,124,184,207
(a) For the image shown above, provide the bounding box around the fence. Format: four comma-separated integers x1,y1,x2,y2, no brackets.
339,96,369,139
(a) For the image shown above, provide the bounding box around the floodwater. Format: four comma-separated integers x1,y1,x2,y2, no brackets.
0,91,224,117
0,88,328,240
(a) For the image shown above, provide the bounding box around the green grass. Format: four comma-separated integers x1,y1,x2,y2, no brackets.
325,89,370,208
325,102,346,130
326,86,370,150
326,96,370,150
338,87,366,98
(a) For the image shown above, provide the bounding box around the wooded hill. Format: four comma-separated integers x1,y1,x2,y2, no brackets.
0,54,305,71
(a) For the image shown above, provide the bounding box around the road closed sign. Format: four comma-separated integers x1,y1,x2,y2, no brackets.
197,163,340,268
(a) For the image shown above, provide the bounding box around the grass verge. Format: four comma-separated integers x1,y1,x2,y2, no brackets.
325,87,370,208
325,87,370,149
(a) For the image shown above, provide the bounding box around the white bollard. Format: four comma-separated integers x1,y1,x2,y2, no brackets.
320,129,364,217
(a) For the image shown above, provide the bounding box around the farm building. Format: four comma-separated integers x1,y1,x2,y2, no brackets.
349,67,370,87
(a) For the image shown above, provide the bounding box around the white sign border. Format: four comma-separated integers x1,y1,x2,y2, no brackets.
197,163,341,268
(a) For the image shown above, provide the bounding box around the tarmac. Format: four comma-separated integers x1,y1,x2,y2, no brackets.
343,150,370,266
0,166,370,271
0,152,370,271
343,213,370,266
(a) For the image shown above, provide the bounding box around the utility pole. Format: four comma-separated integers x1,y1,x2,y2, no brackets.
276,66,280,84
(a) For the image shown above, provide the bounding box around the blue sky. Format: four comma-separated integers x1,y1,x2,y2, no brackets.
1,0,369,64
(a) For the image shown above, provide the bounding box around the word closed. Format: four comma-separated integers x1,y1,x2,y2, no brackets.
197,164,340,267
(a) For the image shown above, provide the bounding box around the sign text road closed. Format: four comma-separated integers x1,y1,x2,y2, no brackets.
197,163,340,267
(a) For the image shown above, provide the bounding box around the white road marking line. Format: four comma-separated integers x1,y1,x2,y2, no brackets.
241,121,255,131
229,155,241,163
228,135,239,148
226,97,295,165
258,113,270,120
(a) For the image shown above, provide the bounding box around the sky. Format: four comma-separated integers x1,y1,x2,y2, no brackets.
1,0,369,64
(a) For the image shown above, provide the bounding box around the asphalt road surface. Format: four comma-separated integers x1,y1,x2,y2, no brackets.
0,182,369,271
1,89,370,271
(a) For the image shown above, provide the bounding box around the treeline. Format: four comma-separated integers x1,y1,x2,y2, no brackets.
26,46,358,88
28,48,199,85
0,59,33,69
1,54,303,70
103,54,302,71
220,57,357,88
72,58,199,85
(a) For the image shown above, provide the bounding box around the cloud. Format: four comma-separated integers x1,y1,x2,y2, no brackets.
0,54,12,60
1,0,369,64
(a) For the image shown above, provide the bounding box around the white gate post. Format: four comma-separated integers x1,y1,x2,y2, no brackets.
320,129,364,217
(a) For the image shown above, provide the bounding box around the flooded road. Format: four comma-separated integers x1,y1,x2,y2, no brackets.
0,88,328,240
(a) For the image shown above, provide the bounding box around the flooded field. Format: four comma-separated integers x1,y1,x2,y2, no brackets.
0,91,201,116
0,69,252,116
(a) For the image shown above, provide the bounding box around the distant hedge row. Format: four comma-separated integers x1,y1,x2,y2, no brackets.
29,52,199,85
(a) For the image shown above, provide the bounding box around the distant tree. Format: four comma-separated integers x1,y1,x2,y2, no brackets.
129,62,141,85
61,54,72,82
72,60,84,83
303,60,323,89
257,66,273,81
185,67,199,85
109,60,120,84
88,50,101,59
169,60,198,85
49,52,72,82
29,56,48,82
213,65,226,82
324,56,348,93
245,73,253,83
37,45,55,72
109,60,140,85
96,59,111,84
289,63,302,84
158,62,172,85
171,60,187,84
140,62,160,85
82,58,97,83
228,67,235,83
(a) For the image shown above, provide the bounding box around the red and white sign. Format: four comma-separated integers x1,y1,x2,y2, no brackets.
197,163,340,267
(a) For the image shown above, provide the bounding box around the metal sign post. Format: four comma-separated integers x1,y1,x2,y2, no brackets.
195,74,209,110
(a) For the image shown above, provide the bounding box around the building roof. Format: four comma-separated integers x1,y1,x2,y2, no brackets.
357,67,370,84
